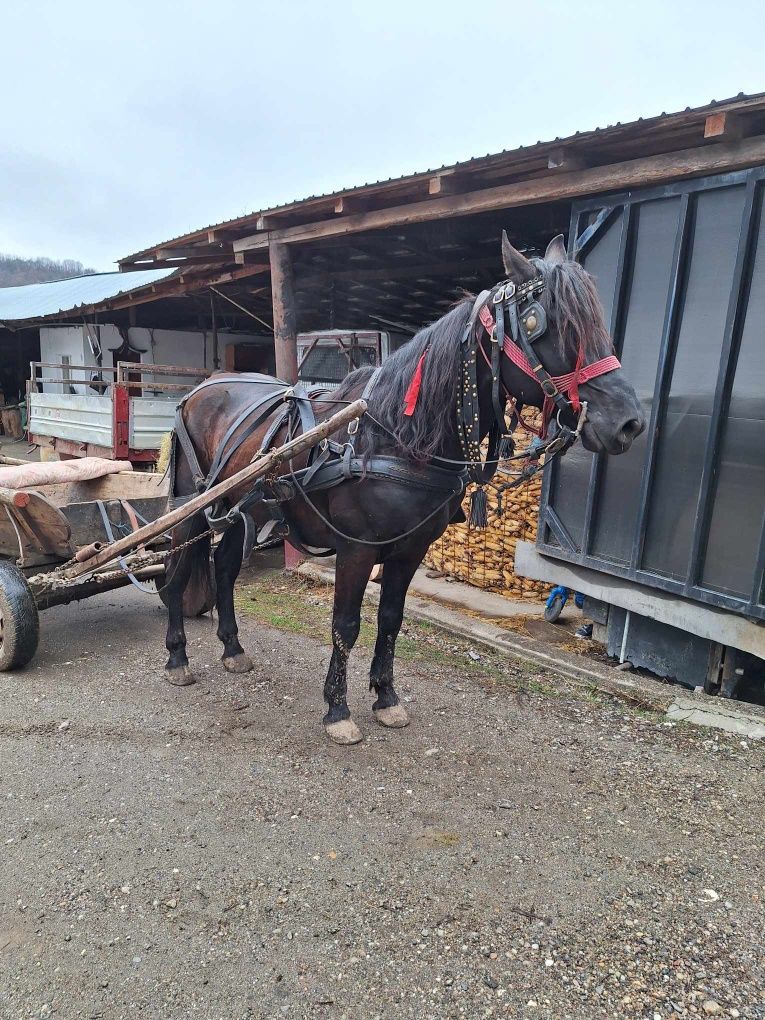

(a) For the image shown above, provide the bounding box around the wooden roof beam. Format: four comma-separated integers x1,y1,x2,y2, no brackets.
155,245,232,259
207,229,239,243
704,111,744,141
334,195,368,215
428,172,468,196
234,251,271,269
546,147,589,171
233,135,765,254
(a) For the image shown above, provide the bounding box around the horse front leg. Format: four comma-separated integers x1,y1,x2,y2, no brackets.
323,543,378,745
214,518,253,673
369,548,425,729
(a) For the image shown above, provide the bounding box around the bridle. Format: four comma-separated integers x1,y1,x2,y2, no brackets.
450,264,620,524
457,265,621,482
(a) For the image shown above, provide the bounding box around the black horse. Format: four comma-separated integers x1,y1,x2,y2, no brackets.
163,235,645,744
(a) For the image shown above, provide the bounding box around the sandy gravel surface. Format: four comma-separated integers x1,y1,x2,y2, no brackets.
0,562,763,1020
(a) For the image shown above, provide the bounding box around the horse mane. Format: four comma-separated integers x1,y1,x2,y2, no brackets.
331,255,611,462
537,257,613,359
363,300,473,461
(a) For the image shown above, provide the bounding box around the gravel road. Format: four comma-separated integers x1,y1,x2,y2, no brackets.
1,560,763,1020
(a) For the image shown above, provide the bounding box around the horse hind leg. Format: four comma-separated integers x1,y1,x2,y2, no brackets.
163,515,207,686
323,544,377,745
214,518,253,674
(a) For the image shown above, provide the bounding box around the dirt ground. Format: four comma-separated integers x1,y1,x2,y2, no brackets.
1,557,763,1020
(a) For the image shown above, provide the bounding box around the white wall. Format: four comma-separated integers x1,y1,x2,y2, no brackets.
38,324,273,396
39,326,96,394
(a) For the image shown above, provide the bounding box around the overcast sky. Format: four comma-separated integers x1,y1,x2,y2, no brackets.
2,0,763,271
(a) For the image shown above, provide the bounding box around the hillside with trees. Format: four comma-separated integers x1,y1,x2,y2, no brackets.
0,254,97,287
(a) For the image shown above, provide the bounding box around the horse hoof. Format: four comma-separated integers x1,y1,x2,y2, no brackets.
325,719,364,745
222,653,253,674
374,704,410,729
166,665,195,687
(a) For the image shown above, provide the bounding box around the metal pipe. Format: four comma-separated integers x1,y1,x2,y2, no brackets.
619,610,631,665
74,541,104,563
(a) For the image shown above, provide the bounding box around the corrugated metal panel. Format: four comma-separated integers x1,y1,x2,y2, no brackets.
0,268,178,324
29,392,113,447
129,397,177,450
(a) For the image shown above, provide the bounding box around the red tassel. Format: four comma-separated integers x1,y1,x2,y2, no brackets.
403,350,427,417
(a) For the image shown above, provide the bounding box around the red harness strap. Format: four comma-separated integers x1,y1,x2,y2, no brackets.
477,305,620,417
400,304,621,423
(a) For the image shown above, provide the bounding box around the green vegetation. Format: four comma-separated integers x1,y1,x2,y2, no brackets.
0,254,96,288
234,567,563,696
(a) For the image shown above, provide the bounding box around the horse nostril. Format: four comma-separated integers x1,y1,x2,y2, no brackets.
621,417,643,441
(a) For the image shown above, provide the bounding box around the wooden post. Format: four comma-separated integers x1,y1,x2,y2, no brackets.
269,240,302,569
269,241,298,384
112,384,130,460
209,289,220,369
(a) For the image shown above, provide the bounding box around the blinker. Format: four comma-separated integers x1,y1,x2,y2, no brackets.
520,300,547,343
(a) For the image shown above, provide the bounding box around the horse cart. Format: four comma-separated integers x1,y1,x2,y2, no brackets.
0,399,367,671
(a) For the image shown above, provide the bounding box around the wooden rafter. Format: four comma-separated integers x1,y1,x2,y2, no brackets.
233,136,765,253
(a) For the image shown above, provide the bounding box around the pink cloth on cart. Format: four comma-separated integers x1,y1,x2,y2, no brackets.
0,457,132,490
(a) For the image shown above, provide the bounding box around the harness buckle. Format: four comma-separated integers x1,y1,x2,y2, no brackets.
541,378,559,398
347,418,359,436
282,387,295,401
492,286,506,304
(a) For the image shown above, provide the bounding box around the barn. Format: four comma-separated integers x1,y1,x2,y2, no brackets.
117,91,765,695
3,91,765,694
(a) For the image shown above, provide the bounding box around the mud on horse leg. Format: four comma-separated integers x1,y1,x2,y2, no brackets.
214,518,253,674
323,543,378,745
369,548,427,729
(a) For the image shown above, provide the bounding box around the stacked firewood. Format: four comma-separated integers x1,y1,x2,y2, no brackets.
423,415,549,603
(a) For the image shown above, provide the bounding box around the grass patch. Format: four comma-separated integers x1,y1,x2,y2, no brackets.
234,568,569,697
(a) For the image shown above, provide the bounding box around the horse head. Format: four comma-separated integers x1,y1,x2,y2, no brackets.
498,232,645,454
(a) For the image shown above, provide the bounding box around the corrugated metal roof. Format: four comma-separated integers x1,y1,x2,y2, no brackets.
0,268,178,324
119,91,765,263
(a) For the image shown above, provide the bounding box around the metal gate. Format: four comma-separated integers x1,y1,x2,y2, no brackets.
537,166,765,621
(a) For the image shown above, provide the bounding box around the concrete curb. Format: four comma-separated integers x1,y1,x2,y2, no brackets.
298,561,765,739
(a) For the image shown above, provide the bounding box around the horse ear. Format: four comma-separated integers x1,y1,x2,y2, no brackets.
501,230,535,281
544,233,567,265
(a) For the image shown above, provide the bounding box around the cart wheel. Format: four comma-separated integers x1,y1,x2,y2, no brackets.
0,560,40,671
544,593,565,624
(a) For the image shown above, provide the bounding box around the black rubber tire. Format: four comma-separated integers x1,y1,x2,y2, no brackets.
0,560,40,671
544,594,565,624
